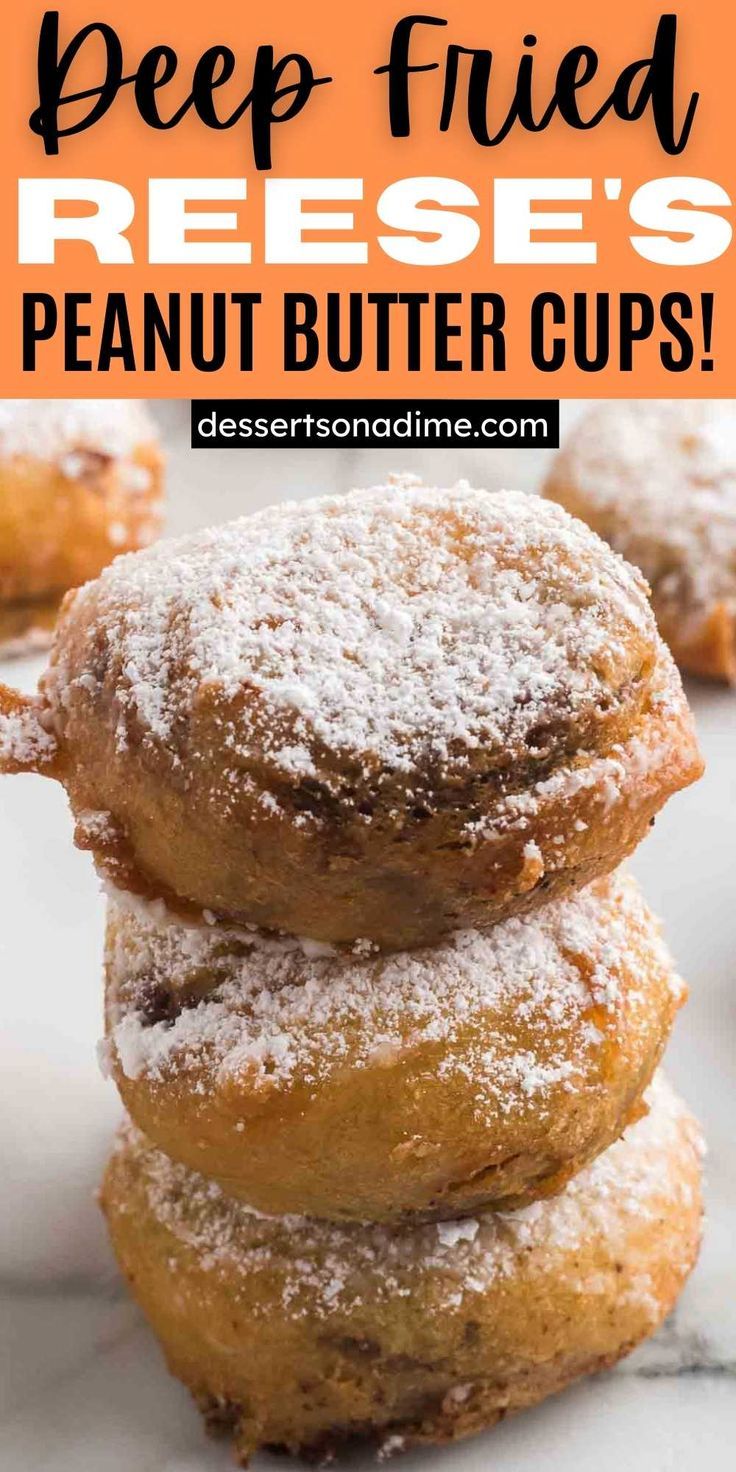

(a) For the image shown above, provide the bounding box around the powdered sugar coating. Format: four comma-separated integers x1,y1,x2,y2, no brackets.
114,1074,702,1318
0,705,56,768
0,400,159,467
104,870,682,1112
48,481,655,781
546,401,736,613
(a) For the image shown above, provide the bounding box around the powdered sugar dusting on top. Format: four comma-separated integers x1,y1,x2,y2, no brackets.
49,483,655,779
105,871,679,1111
116,1074,701,1318
0,400,158,466
547,401,736,613
0,706,57,768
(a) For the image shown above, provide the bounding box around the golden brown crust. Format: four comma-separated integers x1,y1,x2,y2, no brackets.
103,872,685,1222
196,1349,633,1462
0,442,164,609
13,485,702,948
543,402,736,684
55,644,702,948
546,470,736,683
656,600,736,684
0,683,59,773
100,1077,703,1461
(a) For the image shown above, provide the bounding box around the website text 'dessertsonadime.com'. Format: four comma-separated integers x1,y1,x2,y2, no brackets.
191,399,559,449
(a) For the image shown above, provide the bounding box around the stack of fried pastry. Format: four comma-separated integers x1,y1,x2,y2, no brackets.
0,482,705,1462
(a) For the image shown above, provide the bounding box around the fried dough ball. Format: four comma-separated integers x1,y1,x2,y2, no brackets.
101,1075,702,1462
1,483,702,948
102,871,685,1223
0,399,164,656
543,400,736,682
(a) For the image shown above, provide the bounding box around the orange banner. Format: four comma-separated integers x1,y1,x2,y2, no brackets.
0,0,733,396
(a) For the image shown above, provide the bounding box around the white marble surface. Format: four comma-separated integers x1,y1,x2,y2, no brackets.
1,411,735,1470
